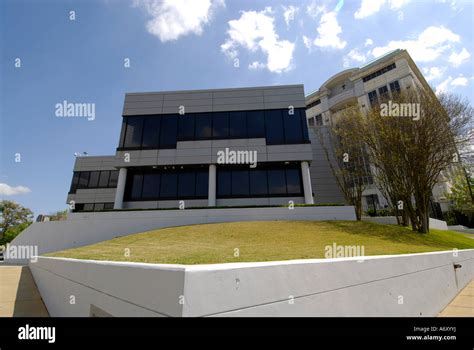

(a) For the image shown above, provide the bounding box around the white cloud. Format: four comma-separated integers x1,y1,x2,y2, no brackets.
221,8,295,73
436,74,470,94
436,77,452,94
448,48,471,67
365,38,373,47
0,183,31,196
423,66,444,81
451,75,468,86
354,0,385,19
370,26,460,62
133,0,224,42
282,5,298,27
313,11,346,50
354,0,411,19
248,61,265,70
302,35,312,50
390,0,411,9
347,49,366,63
306,2,325,18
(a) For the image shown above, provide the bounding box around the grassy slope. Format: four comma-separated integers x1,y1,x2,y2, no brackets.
47,221,474,265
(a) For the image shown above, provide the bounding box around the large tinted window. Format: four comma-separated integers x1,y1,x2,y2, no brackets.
131,174,143,200
160,173,178,198
70,172,80,193
195,171,208,197
141,118,161,148
267,169,286,194
78,172,90,188
98,171,110,187
88,171,100,188
159,115,178,148
217,170,231,197
212,112,229,139
283,109,303,143
142,173,160,199
229,111,247,138
195,113,212,139
123,117,143,148
178,172,196,197
108,171,119,187
231,170,249,196
178,115,195,141
249,170,268,195
300,109,309,142
286,169,302,194
247,111,265,138
118,118,127,148
265,110,284,144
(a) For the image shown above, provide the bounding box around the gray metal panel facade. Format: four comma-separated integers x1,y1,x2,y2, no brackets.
307,127,346,204
123,85,305,116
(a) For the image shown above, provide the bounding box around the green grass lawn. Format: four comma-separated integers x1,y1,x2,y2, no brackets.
47,221,474,265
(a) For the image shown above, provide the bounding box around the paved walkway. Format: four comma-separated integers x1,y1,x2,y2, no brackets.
439,279,474,317
0,266,49,317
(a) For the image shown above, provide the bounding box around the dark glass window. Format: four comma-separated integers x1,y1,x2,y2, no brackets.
315,114,323,126
217,170,231,197
178,115,195,141
249,170,268,195
229,111,247,138
286,169,302,194
246,111,265,138
378,86,389,101
131,174,143,200
104,203,114,210
389,80,401,94
195,113,212,139
142,173,160,199
123,117,143,148
94,203,104,211
300,109,309,142
160,115,178,148
368,90,379,108
178,172,196,197
283,109,303,143
141,117,161,148
108,171,119,187
195,171,208,197
160,173,178,198
88,171,100,188
306,99,321,109
83,203,94,211
118,118,127,148
267,169,286,194
70,172,80,193
78,172,90,188
231,170,249,196
265,110,284,144
98,171,110,188
212,112,229,139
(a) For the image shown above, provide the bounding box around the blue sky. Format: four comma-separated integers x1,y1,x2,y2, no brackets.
1,0,473,216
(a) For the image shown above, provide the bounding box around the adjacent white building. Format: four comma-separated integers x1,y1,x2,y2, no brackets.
305,49,451,214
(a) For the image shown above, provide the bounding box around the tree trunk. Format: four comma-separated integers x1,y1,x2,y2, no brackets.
418,205,429,233
354,201,362,221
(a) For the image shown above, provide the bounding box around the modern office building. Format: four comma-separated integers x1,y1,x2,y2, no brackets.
305,49,450,213
67,85,318,211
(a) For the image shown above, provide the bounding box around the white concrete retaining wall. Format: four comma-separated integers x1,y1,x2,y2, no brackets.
30,249,474,317
6,206,355,264
363,216,448,230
